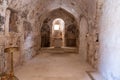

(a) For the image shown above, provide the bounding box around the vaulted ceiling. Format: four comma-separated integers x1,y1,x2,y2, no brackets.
8,0,96,20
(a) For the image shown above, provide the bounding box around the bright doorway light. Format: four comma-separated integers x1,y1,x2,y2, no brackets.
54,24,60,30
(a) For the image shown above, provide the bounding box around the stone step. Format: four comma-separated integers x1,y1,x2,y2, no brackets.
40,47,77,54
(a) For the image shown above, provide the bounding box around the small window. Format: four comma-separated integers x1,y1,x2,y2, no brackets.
54,24,60,30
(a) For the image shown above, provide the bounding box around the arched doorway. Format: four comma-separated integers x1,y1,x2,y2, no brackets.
41,23,50,47
51,18,65,48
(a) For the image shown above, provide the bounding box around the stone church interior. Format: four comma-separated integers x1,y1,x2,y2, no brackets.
0,0,120,80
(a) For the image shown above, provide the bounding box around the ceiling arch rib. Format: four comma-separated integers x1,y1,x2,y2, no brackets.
40,8,79,28
47,7,80,20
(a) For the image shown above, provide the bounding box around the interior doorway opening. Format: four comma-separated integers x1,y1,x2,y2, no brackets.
51,18,65,48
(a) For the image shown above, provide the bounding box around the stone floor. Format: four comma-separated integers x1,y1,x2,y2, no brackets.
15,51,95,80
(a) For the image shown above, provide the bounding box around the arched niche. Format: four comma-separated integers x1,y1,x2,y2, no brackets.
65,24,77,47
9,12,18,32
41,22,50,47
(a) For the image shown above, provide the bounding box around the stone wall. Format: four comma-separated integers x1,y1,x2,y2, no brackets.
16,9,40,62
81,0,104,69
0,0,8,74
0,36,5,74
99,0,120,80
0,0,40,74
0,0,7,34
79,14,99,67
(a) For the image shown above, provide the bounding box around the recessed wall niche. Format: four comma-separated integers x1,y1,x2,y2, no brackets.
65,24,77,47
9,12,18,32
41,23,50,47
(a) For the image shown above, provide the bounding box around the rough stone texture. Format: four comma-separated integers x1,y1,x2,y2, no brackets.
0,0,8,74
8,0,96,19
99,0,120,80
79,14,99,69
0,36,5,74
0,0,7,34
83,0,104,69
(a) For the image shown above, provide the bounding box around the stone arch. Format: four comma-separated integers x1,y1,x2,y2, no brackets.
52,18,65,47
39,8,79,30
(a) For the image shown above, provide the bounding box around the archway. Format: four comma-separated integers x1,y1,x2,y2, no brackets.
40,8,79,49
51,18,65,47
